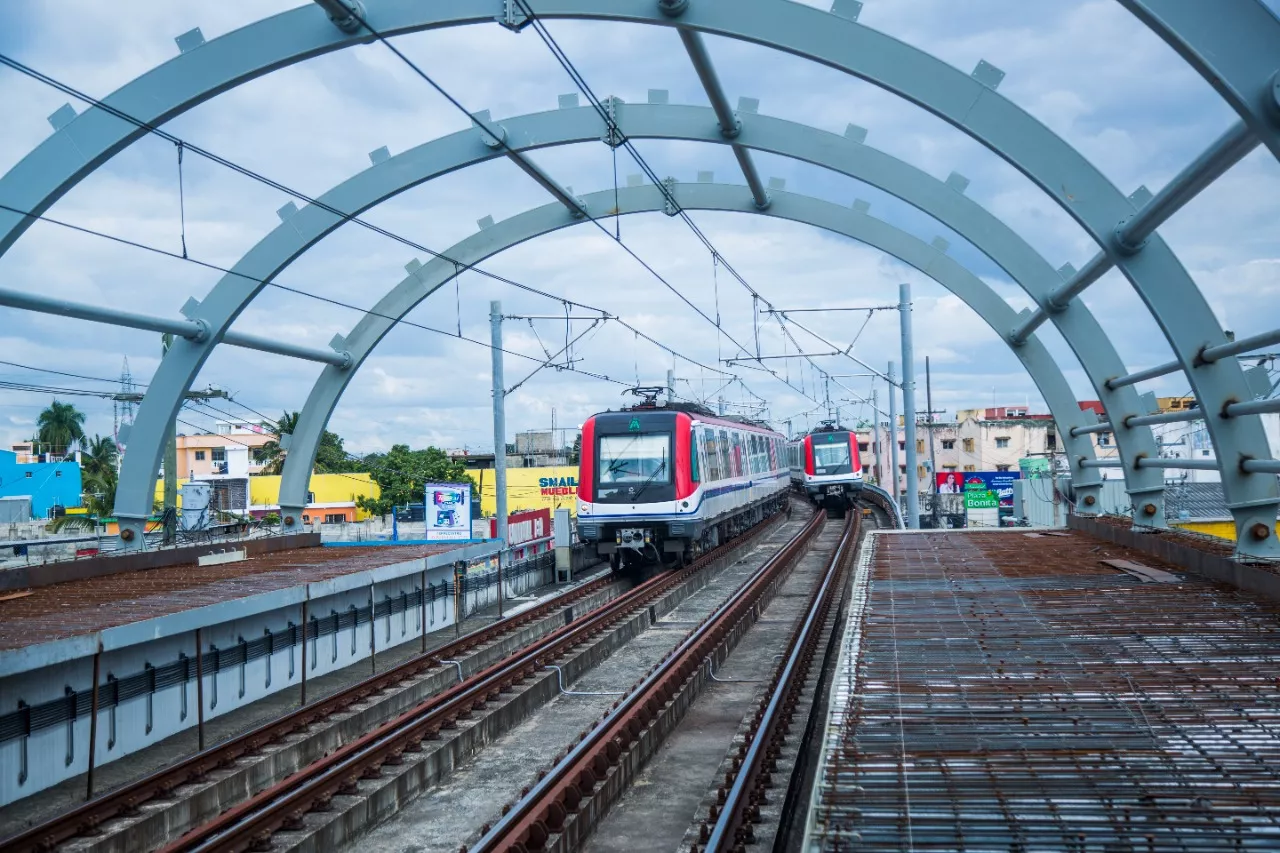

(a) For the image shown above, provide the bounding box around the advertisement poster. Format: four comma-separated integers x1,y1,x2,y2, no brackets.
425,482,472,542
936,472,964,494
958,471,1020,508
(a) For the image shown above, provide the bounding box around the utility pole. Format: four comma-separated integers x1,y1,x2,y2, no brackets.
490,301,508,617
900,283,919,529
162,334,177,546
871,387,880,486
666,368,675,404
888,360,899,507
717,396,726,416
926,355,938,527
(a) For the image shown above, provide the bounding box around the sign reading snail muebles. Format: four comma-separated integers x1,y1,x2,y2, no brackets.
425,482,472,541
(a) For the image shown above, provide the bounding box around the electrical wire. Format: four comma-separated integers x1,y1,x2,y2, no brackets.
0,61,747,393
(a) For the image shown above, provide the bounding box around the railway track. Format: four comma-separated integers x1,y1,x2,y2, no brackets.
1,569,626,853
467,506,850,853
55,508,782,853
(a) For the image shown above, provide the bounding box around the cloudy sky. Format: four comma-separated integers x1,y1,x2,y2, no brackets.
2,0,1279,459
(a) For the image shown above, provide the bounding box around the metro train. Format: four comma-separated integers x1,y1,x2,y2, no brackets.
787,422,863,516
576,390,790,571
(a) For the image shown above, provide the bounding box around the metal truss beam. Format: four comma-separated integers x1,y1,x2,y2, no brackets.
670,27,770,209
0,284,351,366
1010,120,1259,344
275,182,1104,528
5,1,1274,546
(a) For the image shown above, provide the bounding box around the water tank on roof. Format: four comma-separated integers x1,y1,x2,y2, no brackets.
181,482,213,530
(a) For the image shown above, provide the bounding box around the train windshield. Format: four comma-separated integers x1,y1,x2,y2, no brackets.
812,440,852,470
599,434,671,485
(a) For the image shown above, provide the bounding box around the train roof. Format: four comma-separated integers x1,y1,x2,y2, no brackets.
789,421,854,441
586,404,781,435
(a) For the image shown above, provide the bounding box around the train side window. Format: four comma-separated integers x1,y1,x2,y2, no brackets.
691,431,701,482
719,429,731,478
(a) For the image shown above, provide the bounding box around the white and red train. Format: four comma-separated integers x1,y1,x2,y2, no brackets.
576,398,790,570
786,423,864,515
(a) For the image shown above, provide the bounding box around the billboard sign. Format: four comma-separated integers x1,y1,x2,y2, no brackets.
965,490,1000,510
950,471,1020,508
425,482,472,541
936,472,964,494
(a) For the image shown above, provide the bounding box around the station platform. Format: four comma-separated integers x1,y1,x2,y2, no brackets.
806,528,1280,851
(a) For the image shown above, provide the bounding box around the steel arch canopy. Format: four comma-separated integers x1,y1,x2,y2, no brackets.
104,102,1151,533
275,181,1102,524
2,0,1273,545
110,101,1162,532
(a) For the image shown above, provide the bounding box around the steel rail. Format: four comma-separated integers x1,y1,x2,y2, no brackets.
0,570,617,853
156,506,792,853
469,507,828,853
703,512,858,851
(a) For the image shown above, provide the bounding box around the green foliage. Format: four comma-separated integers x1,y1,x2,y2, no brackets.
35,400,86,455
50,433,119,532
262,512,281,525
355,444,469,520
255,411,365,475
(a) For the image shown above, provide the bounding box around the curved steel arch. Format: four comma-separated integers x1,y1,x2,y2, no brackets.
275,181,1101,524
106,102,1158,533
1,1,1272,544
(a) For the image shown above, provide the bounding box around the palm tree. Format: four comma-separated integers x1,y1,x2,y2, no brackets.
49,434,118,533
36,400,86,456
82,434,119,481
255,411,299,475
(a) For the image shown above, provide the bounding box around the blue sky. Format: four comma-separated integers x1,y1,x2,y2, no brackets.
1,1,1278,455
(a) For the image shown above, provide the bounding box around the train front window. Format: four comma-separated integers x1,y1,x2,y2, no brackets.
599,434,670,485
813,442,851,469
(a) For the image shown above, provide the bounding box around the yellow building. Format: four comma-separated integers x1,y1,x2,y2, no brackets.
154,472,380,522
466,466,579,517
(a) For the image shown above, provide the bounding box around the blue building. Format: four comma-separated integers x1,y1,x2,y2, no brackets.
0,449,83,519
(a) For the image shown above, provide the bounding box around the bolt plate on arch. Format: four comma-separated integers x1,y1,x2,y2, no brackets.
830,0,862,21
972,60,1005,90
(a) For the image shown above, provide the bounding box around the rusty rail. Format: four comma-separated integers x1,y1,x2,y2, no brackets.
150,507,793,853
702,509,859,851
1,569,615,853
468,508,828,853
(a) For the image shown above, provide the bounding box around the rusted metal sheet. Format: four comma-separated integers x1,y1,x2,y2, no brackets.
1101,558,1181,583
0,539,454,651
0,533,321,593
808,530,1280,851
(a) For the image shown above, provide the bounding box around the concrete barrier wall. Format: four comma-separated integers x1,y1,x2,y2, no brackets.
1068,514,1280,602
0,540,515,806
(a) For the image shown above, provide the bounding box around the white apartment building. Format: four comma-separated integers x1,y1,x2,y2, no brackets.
856,405,1118,496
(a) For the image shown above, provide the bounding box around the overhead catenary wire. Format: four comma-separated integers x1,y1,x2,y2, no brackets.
333,6,822,410
0,58,750,396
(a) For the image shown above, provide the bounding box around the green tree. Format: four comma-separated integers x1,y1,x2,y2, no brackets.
254,411,365,475
356,444,469,521
49,434,118,532
35,400,86,455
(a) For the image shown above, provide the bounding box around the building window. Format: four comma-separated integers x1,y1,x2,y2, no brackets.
323,513,345,524
916,440,925,453
1202,449,1211,457
212,447,226,462
1098,432,1111,446
858,442,869,452
898,441,905,451
899,464,906,472
963,465,976,472
995,437,1010,449
1047,433,1057,449
862,464,870,473
996,464,1011,472
307,491,316,503
943,464,957,471
195,450,206,461
941,439,955,450
962,438,974,452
